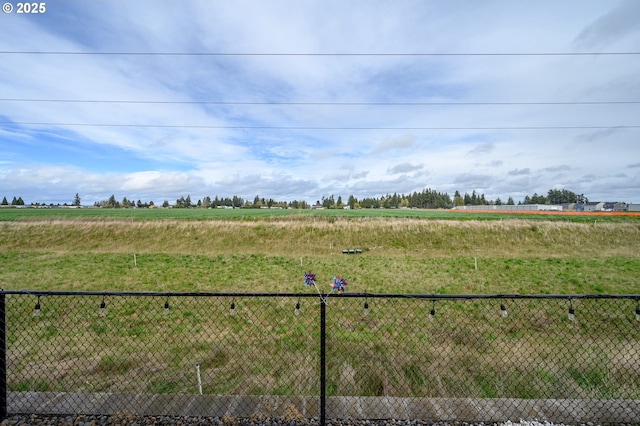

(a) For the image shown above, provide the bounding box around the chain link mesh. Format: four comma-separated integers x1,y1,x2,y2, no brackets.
3,292,639,423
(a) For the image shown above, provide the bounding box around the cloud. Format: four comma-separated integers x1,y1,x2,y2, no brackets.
372,134,416,154
467,142,495,156
574,128,622,144
1,1,638,205
573,1,640,50
453,173,494,189
387,163,424,175
542,165,574,173
508,168,531,176
121,171,202,193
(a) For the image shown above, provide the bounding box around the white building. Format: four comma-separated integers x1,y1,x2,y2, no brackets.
454,204,562,212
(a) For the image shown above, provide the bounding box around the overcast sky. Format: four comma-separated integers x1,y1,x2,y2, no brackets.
1,0,639,206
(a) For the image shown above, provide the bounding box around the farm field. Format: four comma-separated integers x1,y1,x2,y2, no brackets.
2,208,640,402
1,208,639,294
1,206,640,222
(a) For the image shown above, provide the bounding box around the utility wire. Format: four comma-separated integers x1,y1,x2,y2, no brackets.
1,51,639,56
1,98,639,106
1,122,638,130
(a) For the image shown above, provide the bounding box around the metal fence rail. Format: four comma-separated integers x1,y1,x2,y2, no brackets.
1,291,639,424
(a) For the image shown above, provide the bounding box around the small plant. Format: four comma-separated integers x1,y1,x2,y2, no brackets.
95,354,133,375
148,379,180,394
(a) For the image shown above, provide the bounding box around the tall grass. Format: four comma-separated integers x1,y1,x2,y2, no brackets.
1,218,639,293
2,215,640,402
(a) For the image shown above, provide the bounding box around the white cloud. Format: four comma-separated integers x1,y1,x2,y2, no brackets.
1,0,639,204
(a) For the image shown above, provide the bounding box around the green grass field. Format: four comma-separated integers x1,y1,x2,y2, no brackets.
1,206,639,222
2,208,639,401
1,208,639,294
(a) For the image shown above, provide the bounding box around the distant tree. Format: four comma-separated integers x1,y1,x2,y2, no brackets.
507,196,515,205
528,193,548,204
162,200,170,208
73,193,81,207
232,195,244,208
1,196,7,205
495,197,503,206
348,195,356,209
11,196,18,205
322,195,335,209
108,194,117,208
453,190,464,207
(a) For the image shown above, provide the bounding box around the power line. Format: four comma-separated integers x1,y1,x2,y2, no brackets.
1,98,639,106
1,122,638,130
1,51,639,57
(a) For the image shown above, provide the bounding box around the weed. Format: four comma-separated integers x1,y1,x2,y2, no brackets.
148,379,180,394
95,354,133,375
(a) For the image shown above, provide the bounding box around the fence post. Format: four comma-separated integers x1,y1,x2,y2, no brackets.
319,295,326,425
0,292,6,421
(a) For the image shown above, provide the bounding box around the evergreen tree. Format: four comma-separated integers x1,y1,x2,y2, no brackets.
453,190,464,207
347,195,356,209
73,193,81,207
1,196,7,205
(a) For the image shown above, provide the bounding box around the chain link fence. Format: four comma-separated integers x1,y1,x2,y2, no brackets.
1,291,639,423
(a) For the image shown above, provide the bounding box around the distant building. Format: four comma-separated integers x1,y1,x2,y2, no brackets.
602,202,627,211
583,202,605,212
628,204,640,212
454,204,562,212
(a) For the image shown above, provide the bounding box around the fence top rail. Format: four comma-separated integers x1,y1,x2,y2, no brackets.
1,289,638,301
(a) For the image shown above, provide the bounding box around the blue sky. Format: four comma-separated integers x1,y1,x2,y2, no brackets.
1,0,639,205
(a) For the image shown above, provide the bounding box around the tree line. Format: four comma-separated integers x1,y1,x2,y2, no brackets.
1,188,599,209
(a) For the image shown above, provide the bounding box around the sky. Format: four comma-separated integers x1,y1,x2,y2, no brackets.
1,0,639,206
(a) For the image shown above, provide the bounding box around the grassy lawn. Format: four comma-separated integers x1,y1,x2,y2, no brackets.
1,206,639,222
1,210,639,294
2,209,639,401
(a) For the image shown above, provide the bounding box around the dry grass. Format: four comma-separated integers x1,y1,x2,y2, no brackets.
2,217,639,257
2,217,639,294
3,216,640,399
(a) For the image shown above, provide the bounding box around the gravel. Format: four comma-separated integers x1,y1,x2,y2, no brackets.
0,415,614,426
